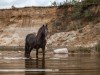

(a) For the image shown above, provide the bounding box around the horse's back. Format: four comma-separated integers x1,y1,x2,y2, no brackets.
25,33,36,45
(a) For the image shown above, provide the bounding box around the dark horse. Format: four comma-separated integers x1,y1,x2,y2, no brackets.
25,25,48,58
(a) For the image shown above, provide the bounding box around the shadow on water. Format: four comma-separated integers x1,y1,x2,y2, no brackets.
25,57,45,75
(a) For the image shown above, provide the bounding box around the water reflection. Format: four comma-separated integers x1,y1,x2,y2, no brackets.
25,57,45,75
53,54,68,58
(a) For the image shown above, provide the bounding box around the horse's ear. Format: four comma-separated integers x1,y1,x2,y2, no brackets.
43,25,44,27
45,24,47,27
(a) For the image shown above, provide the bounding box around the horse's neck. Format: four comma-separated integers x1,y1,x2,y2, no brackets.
36,32,45,41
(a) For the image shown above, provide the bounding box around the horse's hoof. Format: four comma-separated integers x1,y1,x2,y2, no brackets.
29,56,32,59
25,55,30,58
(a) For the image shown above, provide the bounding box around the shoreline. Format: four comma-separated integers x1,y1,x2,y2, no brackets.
0,46,99,54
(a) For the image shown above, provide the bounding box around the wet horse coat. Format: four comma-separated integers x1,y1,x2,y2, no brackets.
25,25,48,58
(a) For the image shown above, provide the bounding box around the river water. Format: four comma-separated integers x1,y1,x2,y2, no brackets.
0,51,100,75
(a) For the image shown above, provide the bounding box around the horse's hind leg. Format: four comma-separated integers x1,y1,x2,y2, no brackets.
36,49,39,58
25,43,30,58
28,47,33,58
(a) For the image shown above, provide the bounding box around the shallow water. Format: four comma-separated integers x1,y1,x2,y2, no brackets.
0,51,100,75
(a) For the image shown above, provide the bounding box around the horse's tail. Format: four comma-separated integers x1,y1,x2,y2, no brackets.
25,42,27,51
25,42,27,56
25,34,30,51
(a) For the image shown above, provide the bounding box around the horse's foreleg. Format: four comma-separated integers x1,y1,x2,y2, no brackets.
42,47,45,58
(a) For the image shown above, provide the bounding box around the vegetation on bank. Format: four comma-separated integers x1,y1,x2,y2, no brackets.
95,41,100,52
76,41,100,53
50,0,100,33
47,0,100,53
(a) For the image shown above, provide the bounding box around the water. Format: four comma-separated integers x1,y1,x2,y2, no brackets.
0,51,100,75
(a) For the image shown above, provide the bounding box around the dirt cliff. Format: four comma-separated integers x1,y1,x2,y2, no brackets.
0,7,57,46
47,3,100,52
0,4,100,52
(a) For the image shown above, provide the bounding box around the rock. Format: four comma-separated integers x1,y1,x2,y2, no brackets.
47,31,77,47
54,48,68,54
18,51,21,53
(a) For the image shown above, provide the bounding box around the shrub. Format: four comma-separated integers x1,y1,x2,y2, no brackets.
78,46,91,53
84,0,100,4
95,41,100,52
84,10,94,21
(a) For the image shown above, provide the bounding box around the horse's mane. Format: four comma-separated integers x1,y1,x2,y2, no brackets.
38,26,44,34
36,25,44,39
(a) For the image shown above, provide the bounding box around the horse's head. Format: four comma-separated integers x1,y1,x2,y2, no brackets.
42,24,48,37
37,24,48,40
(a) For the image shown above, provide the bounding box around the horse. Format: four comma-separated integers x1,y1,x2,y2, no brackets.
25,25,48,58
